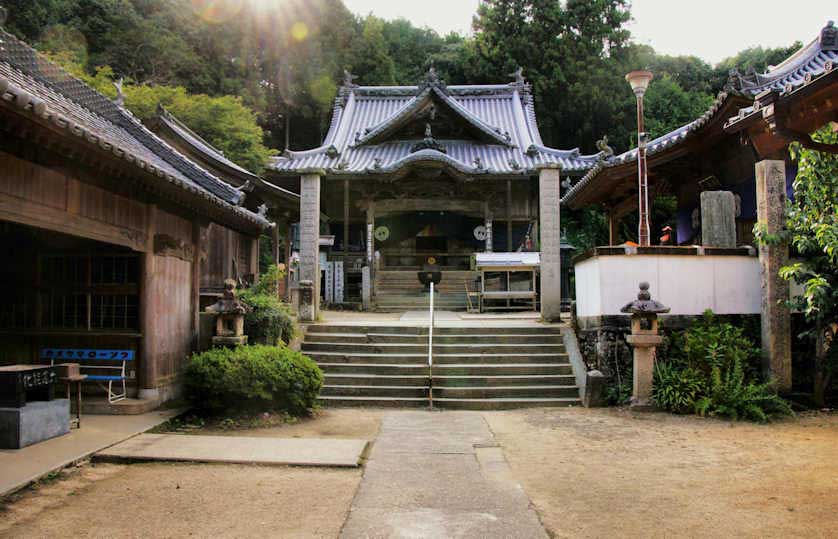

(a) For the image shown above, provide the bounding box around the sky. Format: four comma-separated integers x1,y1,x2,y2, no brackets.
341,0,836,65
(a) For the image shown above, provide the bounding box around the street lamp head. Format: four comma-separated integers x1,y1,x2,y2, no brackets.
626,70,654,97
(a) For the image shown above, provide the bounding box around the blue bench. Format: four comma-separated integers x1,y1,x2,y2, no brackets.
40,349,134,403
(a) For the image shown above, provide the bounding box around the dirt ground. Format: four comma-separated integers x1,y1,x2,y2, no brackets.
0,408,383,539
212,407,384,440
485,408,838,539
0,462,360,538
2,407,836,538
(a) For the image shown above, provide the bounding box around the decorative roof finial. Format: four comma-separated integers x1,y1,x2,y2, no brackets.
343,70,358,88
821,21,838,51
113,77,125,108
418,66,447,93
510,66,525,86
596,135,614,159
424,122,433,138
257,203,269,218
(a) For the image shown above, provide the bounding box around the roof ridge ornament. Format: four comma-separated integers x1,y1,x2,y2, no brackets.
418,66,447,94
113,77,125,108
510,66,525,87
595,135,614,160
410,123,447,154
822,21,837,51
343,70,359,88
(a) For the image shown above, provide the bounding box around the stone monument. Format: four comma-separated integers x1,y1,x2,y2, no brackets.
206,279,249,347
621,282,670,408
700,191,737,248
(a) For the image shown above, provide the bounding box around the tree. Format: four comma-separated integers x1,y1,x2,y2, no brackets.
772,127,838,406
350,16,396,85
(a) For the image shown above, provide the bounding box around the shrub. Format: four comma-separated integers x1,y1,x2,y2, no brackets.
695,355,794,423
655,311,793,422
185,345,322,415
239,288,295,345
652,362,704,413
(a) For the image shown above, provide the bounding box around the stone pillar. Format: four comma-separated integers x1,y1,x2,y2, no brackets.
299,173,321,321
484,201,493,253
366,200,375,294
507,179,513,251
700,190,737,248
538,165,562,321
755,160,792,391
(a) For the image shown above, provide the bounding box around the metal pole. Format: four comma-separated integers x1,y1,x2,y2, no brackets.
428,281,434,410
636,93,650,246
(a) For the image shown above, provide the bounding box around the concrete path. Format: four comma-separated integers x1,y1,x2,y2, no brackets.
0,409,179,496
340,411,547,538
97,433,368,467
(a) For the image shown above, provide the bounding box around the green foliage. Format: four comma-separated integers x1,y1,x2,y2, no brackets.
652,362,704,413
694,354,793,423
185,344,322,415
656,311,793,422
237,264,294,346
777,127,838,405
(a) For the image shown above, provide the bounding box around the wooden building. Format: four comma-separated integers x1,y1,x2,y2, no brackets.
268,69,603,320
0,27,270,404
561,22,837,392
150,106,300,303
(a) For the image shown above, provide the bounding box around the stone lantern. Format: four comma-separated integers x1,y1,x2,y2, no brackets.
206,279,249,347
620,282,670,408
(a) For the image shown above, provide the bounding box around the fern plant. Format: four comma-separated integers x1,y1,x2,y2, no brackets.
652,362,704,414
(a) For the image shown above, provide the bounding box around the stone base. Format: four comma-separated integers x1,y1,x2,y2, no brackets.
212,335,248,347
0,399,70,449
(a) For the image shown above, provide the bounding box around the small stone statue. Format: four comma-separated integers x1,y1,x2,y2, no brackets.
425,123,433,138
206,279,249,346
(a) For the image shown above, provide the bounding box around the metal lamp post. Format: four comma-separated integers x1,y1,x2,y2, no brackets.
625,70,654,246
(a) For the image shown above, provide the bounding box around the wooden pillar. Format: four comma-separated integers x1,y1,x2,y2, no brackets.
507,179,513,252
283,218,292,301
139,204,158,398
343,179,350,253
608,210,619,246
299,174,321,321
250,235,259,282
755,159,792,391
538,165,562,322
191,220,202,348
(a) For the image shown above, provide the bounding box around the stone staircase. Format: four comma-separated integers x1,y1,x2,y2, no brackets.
373,270,477,312
302,324,580,409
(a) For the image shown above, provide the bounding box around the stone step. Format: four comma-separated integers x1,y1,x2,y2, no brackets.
317,363,573,376
431,385,579,399
324,374,430,386
303,342,565,354
432,374,576,387
321,385,429,398
304,332,565,345
432,397,579,410
309,352,567,365
305,325,563,335
317,396,429,408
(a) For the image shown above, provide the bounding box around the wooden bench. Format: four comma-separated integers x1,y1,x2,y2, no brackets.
40,349,134,403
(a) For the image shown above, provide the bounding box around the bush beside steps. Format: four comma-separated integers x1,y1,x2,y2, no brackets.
185,344,323,416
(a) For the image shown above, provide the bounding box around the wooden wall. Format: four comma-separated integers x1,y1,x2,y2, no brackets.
202,222,257,292
147,254,193,386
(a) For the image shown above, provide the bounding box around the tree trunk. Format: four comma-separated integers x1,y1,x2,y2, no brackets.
813,318,826,408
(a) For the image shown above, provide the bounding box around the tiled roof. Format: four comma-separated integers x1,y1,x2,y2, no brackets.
562,92,738,206
563,21,838,208
0,27,269,228
725,21,837,129
269,72,602,177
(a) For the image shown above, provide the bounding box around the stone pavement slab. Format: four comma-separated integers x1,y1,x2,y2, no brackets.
340,411,547,538
96,433,368,467
0,409,179,497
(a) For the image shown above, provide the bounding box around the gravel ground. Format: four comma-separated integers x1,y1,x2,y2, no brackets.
485,407,838,538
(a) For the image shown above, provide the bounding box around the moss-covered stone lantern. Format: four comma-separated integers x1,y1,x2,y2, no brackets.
206,279,249,347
